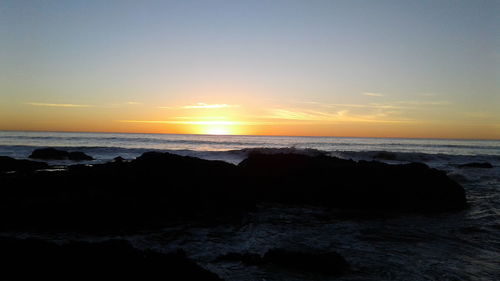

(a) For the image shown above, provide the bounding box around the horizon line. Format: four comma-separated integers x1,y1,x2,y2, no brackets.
1,129,498,141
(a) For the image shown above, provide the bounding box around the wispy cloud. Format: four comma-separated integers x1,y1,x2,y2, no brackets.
266,109,328,121
292,100,404,110
391,100,451,106
363,92,384,97
182,103,239,109
126,101,142,105
264,108,414,124
293,100,450,110
27,102,92,108
327,103,402,109
174,116,228,120
158,103,240,110
117,120,264,125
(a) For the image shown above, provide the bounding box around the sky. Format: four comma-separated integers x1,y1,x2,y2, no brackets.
1,0,499,139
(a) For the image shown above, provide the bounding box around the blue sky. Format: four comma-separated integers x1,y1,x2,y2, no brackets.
1,0,499,138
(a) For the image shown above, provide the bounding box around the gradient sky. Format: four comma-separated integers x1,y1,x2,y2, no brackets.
1,0,499,138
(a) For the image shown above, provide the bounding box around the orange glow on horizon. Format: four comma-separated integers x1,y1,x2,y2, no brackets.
201,126,232,135
185,120,242,135
1,100,499,140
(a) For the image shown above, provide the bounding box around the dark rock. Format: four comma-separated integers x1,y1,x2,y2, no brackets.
0,237,224,281
0,156,49,172
373,151,397,160
113,156,125,163
262,249,349,275
29,148,69,160
242,147,328,157
458,162,493,168
216,249,349,275
29,148,93,161
238,153,466,212
216,252,263,265
0,151,466,232
0,151,254,232
68,151,94,161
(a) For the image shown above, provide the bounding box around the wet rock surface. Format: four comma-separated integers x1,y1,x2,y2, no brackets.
29,148,94,161
263,248,350,275
0,149,495,280
217,249,349,275
0,151,466,232
0,156,48,172
0,237,223,281
239,153,466,212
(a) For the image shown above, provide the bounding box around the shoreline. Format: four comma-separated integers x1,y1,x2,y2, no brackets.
2,147,498,281
1,148,467,231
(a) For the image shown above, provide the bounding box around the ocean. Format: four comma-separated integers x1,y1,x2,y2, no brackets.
1,130,499,164
1,130,499,280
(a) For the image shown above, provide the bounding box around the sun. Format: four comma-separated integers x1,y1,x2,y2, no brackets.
204,125,231,135
183,120,243,135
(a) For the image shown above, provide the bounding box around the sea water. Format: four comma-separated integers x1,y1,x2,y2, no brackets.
1,130,499,163
1,130,499,280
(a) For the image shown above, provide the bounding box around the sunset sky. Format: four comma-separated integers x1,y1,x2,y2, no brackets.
1,0,499,139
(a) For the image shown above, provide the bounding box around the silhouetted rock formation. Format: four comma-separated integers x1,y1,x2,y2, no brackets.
216,249,349,275
0,237,223,281
458,162,493,168
0,151,466,232
29,148,93,161
68,151,94,161
0,151,254,231
29,148,68,160
113,156,125,163
239,153,466,212
0,156,48,172
216,252,263,265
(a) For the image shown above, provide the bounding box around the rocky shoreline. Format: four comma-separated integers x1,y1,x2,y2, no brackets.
0,237,223,281
0,148,468,280
1,149,466,230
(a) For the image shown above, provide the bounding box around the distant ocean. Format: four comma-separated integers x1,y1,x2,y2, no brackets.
1,130,500,280
1,130,499,165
